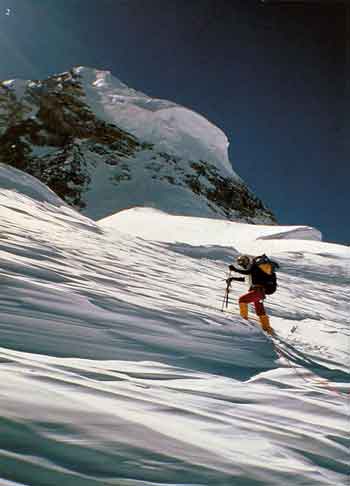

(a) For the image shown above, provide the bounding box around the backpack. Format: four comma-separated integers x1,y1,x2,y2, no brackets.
253,254,279,295
263,272,277,295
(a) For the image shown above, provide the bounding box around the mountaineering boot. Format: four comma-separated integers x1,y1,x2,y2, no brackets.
239,303,248,319
259,314,273,335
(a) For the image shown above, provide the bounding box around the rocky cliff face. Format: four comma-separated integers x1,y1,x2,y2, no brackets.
0,67,276,223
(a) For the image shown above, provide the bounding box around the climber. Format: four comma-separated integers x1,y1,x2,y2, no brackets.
227,254,279,335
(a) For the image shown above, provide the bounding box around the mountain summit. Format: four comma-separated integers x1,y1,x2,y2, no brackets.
0,67,276,223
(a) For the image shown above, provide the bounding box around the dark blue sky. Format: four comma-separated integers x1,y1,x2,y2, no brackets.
1,0,348,244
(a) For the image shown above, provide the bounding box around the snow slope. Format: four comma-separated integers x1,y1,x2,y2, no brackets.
101,207,323,247
0,166,349,486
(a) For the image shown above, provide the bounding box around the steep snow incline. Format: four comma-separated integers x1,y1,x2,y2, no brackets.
0,167,349,486
76,66,234,176
0,163,67,206
101,207,349,374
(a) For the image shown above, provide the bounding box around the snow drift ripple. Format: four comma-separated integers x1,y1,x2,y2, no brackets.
0,165,349,486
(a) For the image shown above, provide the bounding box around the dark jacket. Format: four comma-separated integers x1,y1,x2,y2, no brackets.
229,263,277,295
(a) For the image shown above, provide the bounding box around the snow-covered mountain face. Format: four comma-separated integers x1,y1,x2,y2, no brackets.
0,67,276,223
0,165,349,486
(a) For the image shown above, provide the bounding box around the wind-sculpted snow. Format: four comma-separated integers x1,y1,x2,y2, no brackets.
0,171,349,485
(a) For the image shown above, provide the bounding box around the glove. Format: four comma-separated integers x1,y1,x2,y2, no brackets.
226,277,233,285
229,265,235,271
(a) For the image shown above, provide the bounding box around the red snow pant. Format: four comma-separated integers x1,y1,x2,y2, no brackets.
239,287,265,316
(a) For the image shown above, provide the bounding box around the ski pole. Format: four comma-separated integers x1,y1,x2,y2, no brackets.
221,270,232,312
221,287,227,312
